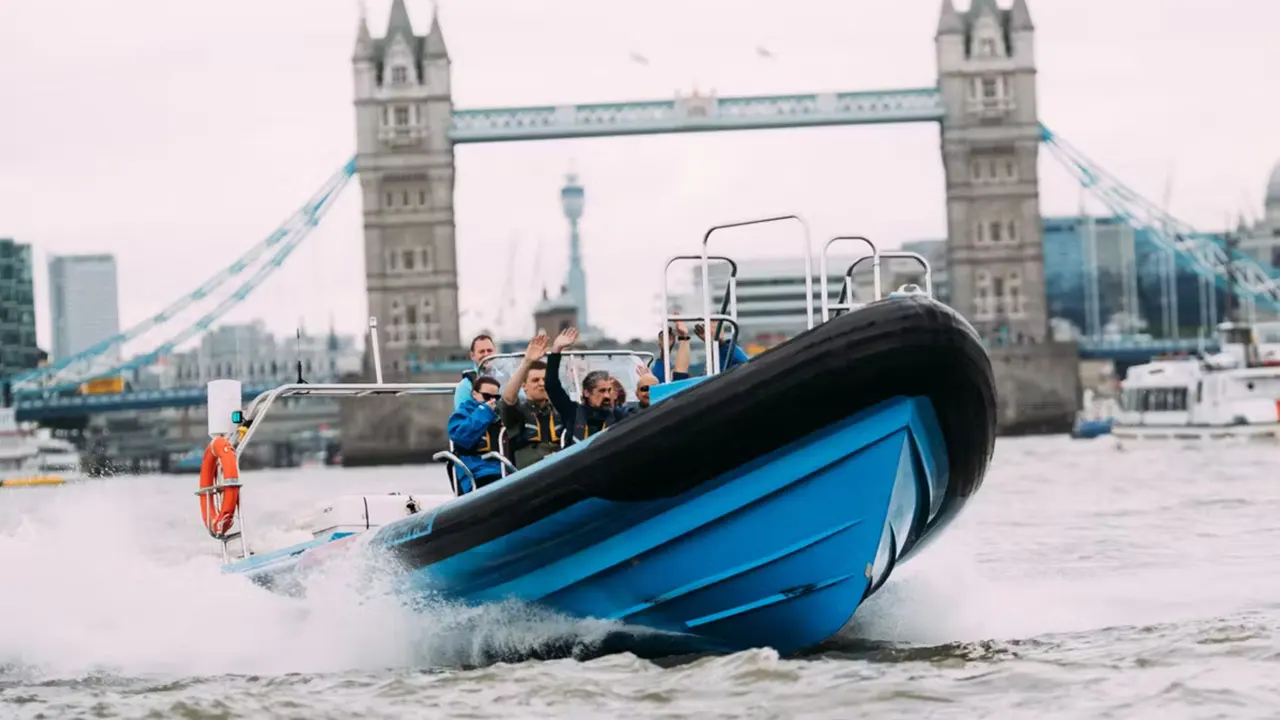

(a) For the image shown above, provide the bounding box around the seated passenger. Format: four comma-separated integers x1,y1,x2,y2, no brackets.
611,377,629,407
446,375,505,493
649,320,694,383
499,334,563,470
634,370,658,409
453,334,498,410
545,327,630,447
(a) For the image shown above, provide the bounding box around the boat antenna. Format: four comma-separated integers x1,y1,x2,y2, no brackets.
295,326,308,384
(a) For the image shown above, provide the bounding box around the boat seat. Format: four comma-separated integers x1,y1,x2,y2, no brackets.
432,428,517,496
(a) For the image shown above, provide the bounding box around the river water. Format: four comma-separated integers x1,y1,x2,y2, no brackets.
1,435,1278,718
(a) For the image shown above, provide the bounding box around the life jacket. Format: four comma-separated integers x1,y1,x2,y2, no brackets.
515,400,561,448
571,404,617,443
455,412,502,457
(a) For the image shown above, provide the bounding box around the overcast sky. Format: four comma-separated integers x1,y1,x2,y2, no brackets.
1,0,1277,352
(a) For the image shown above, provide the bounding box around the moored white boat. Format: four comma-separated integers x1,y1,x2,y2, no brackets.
1112,321,1280,446
0,407,82,487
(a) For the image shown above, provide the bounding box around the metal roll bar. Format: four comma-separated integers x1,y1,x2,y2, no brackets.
821,236,880,322
845,251,934,304
659,255,739,383
660,314,742,381
696,215,811,374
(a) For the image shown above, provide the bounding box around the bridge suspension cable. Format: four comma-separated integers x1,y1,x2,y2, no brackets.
1040,126,1280,314
11,158,357,392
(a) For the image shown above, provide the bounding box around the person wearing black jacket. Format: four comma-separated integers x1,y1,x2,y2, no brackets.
545,327,630,447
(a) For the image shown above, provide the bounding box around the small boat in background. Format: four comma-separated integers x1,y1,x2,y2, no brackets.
1112,321,1280,445
196,217,997,658
1071,389,1117,439
0,407,79,488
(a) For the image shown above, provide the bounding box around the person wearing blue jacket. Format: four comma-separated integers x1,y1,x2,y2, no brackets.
446,374,505,493
453,334,498,410
650,320,747,383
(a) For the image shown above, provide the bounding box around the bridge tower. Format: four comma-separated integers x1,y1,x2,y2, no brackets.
936,0,1079,432
352,0,459,375
344,0,461,466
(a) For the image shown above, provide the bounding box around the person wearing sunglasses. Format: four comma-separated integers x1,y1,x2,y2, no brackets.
445,374,506,492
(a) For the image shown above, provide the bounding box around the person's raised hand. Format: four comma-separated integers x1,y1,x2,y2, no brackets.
552,327,578,352
525,334,549,362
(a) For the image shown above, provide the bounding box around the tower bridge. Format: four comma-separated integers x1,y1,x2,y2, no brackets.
9,0,1280,452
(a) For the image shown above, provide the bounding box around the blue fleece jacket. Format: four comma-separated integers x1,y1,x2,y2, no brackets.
650,341,749,384
446,398,503,491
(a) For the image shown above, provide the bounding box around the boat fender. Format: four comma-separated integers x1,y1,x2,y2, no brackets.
198,436,241,538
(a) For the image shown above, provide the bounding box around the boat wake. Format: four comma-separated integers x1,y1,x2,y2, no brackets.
0,487,675,681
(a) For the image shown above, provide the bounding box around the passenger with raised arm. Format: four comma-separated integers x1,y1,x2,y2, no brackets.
545,327,630,446
446,375,505,493
453,334,498,410
499,334,563,469
695,320,750,371
649,320,694,383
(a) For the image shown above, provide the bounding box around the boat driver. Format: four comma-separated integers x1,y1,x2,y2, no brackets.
499,334,563,469
545,327,631,447
445,374,506,493
453,334,498,410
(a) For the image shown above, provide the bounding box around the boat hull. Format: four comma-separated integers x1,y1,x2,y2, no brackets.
225,296,996,656
1112,422,1280,444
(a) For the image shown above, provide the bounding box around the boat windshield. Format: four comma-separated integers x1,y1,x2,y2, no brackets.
479,351,655,402
1254,323,1280,345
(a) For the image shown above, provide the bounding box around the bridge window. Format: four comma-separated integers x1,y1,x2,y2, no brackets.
419,247,433,270
418,189,427,206
385,192,394,208
386,250,398,271
1007,220,1019,241
974,271,994,320
989,221,1003,243
393,106,410,127
1006,273,1025,318
390,66,409,86
402,249,415,270
978,38,997,57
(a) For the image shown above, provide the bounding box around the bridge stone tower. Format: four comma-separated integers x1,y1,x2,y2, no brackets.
353,0,460,372
343,0,462,466
936,0,1079,433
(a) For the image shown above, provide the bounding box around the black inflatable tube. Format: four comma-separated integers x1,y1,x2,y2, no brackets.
400,296,996,568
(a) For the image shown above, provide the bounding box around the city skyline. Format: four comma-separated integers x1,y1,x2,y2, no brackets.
1,0,1277,350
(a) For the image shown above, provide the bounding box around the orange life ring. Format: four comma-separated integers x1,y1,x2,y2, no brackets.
199,436,240,537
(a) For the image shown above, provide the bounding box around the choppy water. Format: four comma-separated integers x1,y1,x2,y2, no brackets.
2,436,1278,719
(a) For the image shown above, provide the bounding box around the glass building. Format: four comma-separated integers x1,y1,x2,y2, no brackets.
1041,216,1246,339
0,238,41,381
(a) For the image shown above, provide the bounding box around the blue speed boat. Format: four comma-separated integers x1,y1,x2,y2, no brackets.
197,222,996,658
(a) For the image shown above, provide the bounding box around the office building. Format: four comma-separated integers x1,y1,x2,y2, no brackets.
49,254,121,363
168,321,362,387
0,238,41,379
